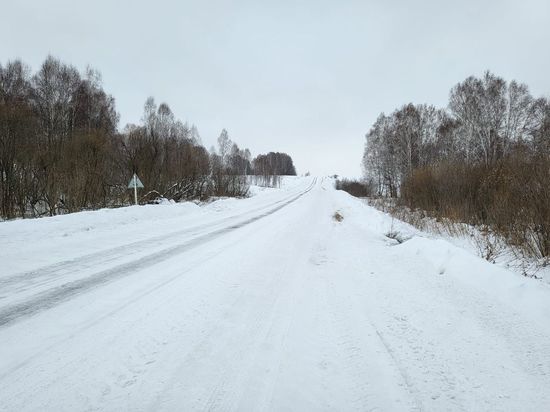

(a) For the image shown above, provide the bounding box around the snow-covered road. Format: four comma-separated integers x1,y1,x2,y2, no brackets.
1,177,550,411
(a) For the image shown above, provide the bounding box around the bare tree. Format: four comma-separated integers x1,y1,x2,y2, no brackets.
217,128,231,166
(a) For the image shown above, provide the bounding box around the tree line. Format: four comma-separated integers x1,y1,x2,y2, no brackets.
0,56,296,219
362,71,550,259
252,152,297,187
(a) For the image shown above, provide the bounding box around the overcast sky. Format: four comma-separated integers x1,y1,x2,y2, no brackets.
2,0,549,177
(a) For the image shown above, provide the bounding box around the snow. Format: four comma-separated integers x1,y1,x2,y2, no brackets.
1,177,549,411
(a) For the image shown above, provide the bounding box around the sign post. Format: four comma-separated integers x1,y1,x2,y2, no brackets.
127,173,144,205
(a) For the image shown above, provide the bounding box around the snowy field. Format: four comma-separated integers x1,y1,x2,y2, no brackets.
1,177,550,411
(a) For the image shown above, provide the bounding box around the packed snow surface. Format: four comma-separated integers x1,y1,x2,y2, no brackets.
1,177,549,411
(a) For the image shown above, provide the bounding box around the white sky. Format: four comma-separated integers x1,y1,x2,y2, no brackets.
2,0,550,177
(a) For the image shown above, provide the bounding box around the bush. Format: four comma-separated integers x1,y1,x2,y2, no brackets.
400,155,550,259
335,179,373,198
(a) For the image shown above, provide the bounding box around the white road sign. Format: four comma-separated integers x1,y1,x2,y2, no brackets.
128,174,144,189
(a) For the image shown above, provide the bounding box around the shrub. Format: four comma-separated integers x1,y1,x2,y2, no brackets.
335,179,373,198
400,155,550,259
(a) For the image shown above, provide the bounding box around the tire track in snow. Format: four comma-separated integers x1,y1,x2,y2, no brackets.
0,179,317,328
323,267,422,411
0,243,230,384
144,256,288,411
203,233,308,412
0,180,315,296
144,182,322,411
